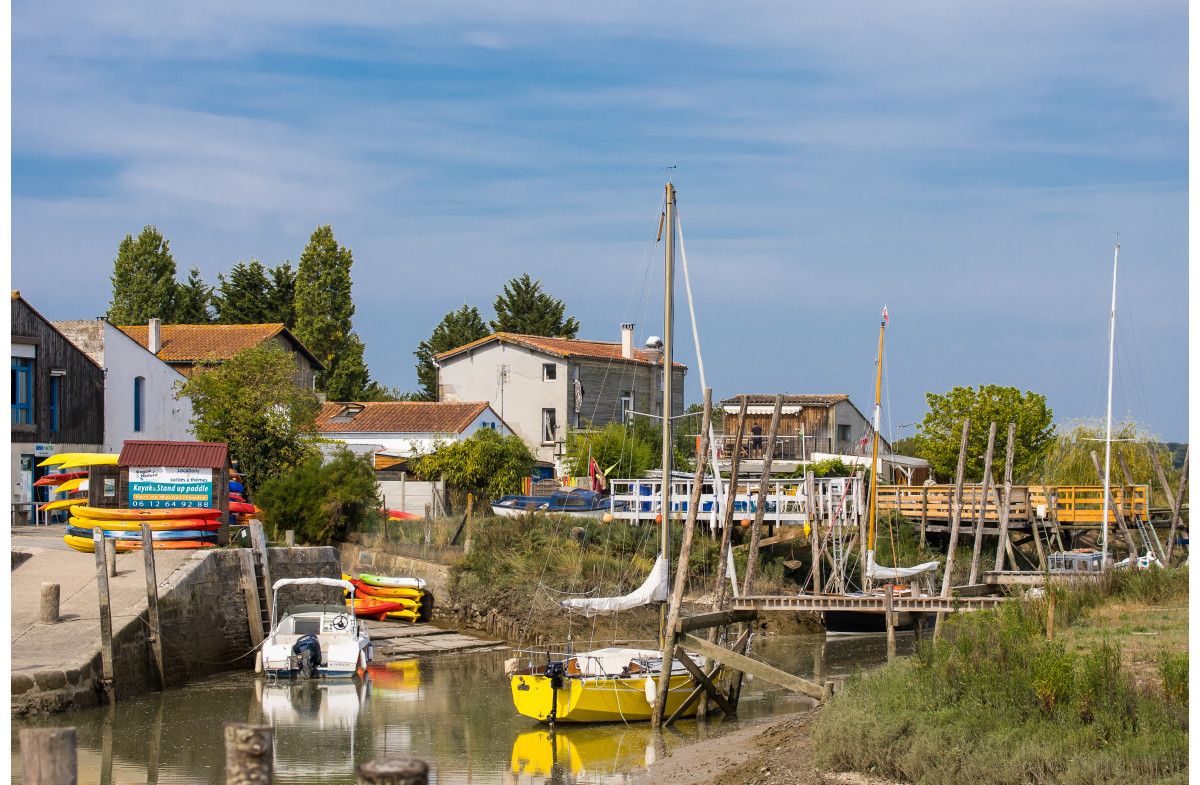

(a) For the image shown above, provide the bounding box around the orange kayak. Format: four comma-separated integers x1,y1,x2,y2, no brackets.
71,506,222,521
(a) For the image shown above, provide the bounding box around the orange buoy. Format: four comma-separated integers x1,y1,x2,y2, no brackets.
655,514,663,524
740,518,752,528
601,513,613,523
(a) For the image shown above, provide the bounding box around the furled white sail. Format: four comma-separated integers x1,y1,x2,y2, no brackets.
864,550,939,582
560,554,669,617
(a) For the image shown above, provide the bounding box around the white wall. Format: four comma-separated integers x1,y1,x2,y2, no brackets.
102,322,193,451
320,406,513,459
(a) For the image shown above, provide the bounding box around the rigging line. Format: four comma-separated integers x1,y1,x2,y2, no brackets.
1118,259,1152,425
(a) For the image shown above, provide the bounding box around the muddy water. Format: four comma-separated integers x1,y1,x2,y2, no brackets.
11,634,909,785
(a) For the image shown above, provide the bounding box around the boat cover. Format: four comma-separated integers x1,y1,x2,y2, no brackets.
569,647,664,676
273,577,356,594
559,554,669,617
864,549,939,581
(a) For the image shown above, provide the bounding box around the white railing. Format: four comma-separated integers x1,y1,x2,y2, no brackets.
607,475,864,530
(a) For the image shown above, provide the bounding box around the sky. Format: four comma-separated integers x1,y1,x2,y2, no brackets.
10,2,1190,442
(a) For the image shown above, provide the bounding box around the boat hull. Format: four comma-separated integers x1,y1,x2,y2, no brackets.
510,669,726,723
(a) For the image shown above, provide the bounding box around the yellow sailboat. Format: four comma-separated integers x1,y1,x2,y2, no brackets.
508,183,728,723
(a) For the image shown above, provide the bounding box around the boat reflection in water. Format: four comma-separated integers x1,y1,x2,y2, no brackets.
256,674,373,782
508,724,667,785
367,659,422,700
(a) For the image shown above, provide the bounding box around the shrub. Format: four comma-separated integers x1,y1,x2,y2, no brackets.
255,447,382,544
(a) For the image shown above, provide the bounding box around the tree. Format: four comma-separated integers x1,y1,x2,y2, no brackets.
413,304,490,401
294,224,356,391
174,265,214,324
178,340,320,493
913,385,1055,482
412,427,536,502
322,332,372,401
213,260,272,324
266,261,297,327
490,272,579,338
255,448,382,545
563,421,660,480
1040,419,1181,508
107,225,178,324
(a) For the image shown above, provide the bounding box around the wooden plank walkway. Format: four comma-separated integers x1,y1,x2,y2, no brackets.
367,621,507,659
876,484,1150,528
728,594,1007,614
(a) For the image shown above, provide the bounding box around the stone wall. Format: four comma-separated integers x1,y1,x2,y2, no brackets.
12,547,340,716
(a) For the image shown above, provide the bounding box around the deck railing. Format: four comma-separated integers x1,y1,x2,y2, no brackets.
875,484,1150,525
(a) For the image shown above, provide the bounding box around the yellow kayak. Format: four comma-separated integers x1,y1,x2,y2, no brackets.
55,478,88,494
40,498,86,512
56,454,118,469
71,505,222,521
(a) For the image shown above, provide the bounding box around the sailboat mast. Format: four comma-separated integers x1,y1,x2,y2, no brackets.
866,317,886,563
1101,239,1119,566
661,182,676,562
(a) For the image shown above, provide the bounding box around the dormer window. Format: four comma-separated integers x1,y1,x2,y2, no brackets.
329,403,365,423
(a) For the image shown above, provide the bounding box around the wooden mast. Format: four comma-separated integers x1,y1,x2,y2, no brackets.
865,314,886,585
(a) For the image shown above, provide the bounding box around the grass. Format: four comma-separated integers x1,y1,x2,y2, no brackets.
812,567,1189,784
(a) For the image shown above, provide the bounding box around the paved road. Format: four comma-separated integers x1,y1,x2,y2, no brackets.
11,524,195,677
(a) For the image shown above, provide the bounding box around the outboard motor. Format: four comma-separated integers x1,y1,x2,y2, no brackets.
544,660,566,690
292,635,322,679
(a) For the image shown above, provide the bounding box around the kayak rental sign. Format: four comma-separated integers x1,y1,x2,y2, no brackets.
129,467,214,509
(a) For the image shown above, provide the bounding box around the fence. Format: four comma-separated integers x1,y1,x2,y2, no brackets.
875,484,1151,526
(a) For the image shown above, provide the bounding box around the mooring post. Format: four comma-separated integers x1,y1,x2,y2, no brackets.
806,470,821,594
424,503,432,545
20,728,76,785
224,724,273,785
141,524,166,690
40,583,60,624
935,419,971,640
105,539,118,577
883,585,896,662
993,423,1018,573
358,758,429,785
93,528,115,701
968,423,998,585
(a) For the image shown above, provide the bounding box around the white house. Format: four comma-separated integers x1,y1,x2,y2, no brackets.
435,325,687,464
315,401,514,466
53,318,195,453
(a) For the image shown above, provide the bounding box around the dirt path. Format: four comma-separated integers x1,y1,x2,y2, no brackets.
630,709,904,785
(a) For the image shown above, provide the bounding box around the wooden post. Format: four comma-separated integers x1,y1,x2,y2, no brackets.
743,394,783,595
358,758,429,785
20,728,76,785
883,585,896,662
651,389,712,728
1152,447,1188,564
40,583,60,624
238,550,265,648
713,396,749,611
400,471,407,515
1118,451,1167,564
105,539,117,577
224,725,273,785
141,524,165,690
1090,451,1140,564
993,423,1017,573
968,423,998,585
807,470,821,594
938,419,971,598
1046,591,1056,640
93,528,115,701
919,485,929,551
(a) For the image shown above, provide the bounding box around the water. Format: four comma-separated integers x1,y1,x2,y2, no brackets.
11,634,908,785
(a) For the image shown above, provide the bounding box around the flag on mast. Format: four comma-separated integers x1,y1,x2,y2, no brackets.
882,304,889,326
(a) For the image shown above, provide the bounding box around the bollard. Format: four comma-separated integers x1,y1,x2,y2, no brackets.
284,530,295,547
224,724,273,785
105,539,117,577
40,583,60,624
20,727,77,785
357,757,429,785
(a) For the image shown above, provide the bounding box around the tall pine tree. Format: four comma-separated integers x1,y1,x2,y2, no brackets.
414,304,490,401
294,225,358,394
213,260,273,324
107,226,178,324
266,261,297,327
490,272,579,338
175,265,215,324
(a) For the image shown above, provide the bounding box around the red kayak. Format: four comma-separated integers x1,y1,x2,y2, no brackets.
349,596,417,620
229,501,258,514
34,471,88,487
383,508,420,520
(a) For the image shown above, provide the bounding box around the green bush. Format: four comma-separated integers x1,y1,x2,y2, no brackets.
412,427,536,502
255,447,382,544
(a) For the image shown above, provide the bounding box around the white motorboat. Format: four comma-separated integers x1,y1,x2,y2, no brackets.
259,577,372,679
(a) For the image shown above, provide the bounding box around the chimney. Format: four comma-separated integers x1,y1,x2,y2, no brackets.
621,323,635,359
148,318,162,355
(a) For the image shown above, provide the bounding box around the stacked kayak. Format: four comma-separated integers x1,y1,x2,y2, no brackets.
343,573,432,623
35,452,119,518
65,506,223,553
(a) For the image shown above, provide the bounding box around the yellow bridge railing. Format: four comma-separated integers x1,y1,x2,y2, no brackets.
876,485,1150,526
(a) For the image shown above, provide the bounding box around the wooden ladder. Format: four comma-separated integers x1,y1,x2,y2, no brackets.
242,521,273,647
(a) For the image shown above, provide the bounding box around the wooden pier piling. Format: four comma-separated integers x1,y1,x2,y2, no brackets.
20,728,76,785
357,759,430,785
224,724,274,785
936,419,971,639
141,523,165,690
93,528,115,701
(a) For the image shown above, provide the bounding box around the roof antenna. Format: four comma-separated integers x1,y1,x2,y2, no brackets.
662,164,677,183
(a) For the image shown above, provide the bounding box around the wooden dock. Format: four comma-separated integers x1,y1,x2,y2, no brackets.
726,593,1007,614
876,484,1151,532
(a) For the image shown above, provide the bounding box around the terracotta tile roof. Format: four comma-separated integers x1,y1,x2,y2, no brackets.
119,440,229,468
436,333,686,368
316,401,504,435
117,323,324,369
719,394,850,407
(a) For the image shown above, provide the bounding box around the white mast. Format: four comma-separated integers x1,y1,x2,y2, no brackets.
1101,238,1119,567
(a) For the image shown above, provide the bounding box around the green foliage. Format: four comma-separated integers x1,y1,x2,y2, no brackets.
782,457,864,479
563,420,660,479
1158,650,1188,705
411,427,536,501
174,265,214,324
914,385,1055,482
890,435,920,457
294,224,357,392
214,259,273,324
321,331,372,401
178,341,320,492
490,272,580,338
107,225,178,324
1039,419,1181,508
255,448,382,545
413,304,491,401
266,261,297,327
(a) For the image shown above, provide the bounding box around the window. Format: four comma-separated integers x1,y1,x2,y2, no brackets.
543,363,557,381
837,424,851,442
48,376,59,433
11,357,33,425
542,408,557,444
134,376,145,432
620,391,633,422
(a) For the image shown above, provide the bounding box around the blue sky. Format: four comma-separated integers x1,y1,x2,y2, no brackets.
11,2,1190,441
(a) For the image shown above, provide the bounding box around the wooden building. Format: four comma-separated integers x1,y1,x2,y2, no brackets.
10,292,104,521
717,394,888,461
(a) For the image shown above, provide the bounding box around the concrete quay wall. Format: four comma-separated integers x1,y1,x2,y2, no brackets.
12,546,340,716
